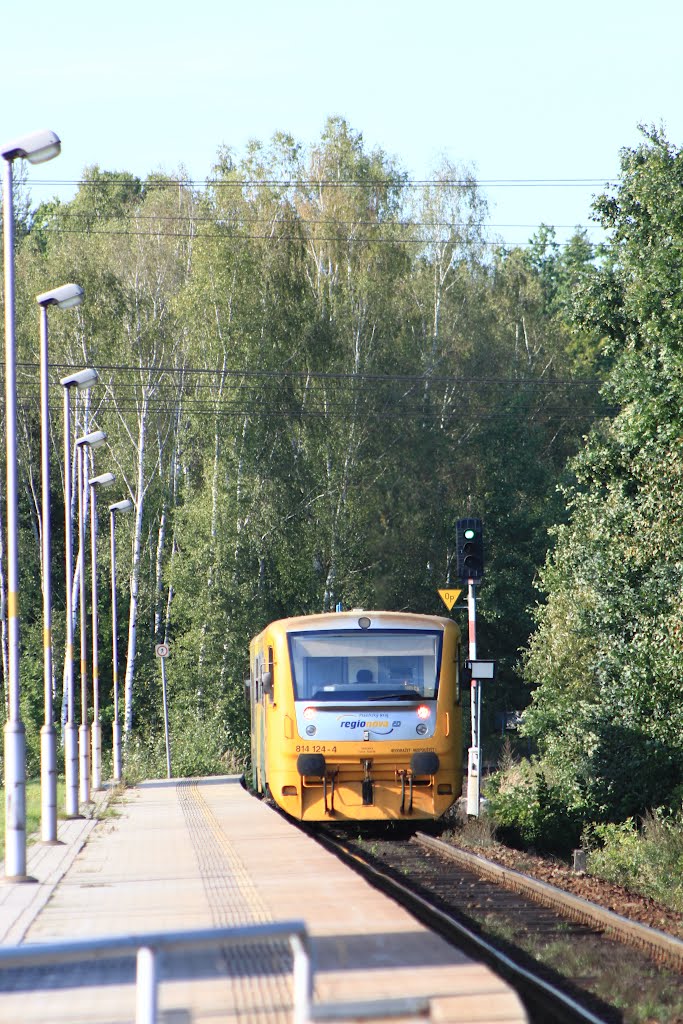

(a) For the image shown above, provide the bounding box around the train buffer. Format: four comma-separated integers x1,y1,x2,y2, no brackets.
0,776,527,1023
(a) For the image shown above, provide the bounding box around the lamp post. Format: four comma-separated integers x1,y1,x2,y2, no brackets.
75,430,107,805
60,368,99,818
109,499,133,782
88,472,115,790
36,284,84,844
2,129,61,881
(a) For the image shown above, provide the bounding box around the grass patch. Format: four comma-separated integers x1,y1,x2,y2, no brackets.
0,780,67,849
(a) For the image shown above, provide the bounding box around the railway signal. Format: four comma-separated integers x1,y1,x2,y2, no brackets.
455,516,486,817
456,518,484,581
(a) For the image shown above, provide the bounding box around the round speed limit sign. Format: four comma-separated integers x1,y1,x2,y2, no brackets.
155,643,169,658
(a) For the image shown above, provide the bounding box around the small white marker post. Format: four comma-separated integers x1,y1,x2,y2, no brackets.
155,644,171,779
465,649,497,815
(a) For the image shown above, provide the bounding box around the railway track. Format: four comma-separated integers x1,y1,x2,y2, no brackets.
306,824,683,1024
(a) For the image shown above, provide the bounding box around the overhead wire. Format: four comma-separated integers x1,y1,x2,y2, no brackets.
36,210,600,231
31,176,616,189
15,181,607,417
6,179,610,440
13,360,603,388
15,397,605,424
23,173,610,247
10,377,606,429
10,358,606,424
32,225,602,247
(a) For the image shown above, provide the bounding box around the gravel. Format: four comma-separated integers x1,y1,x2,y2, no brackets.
440,829,683,941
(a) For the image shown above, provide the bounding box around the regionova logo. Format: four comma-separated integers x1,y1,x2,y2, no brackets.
337,715,401,734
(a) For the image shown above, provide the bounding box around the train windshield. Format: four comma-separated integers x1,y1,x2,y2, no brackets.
288,629,442,701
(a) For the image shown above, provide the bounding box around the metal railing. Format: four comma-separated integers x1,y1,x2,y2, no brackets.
0,919,312,1024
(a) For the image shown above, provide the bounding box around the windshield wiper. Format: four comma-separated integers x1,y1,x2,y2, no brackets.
365,691,421,701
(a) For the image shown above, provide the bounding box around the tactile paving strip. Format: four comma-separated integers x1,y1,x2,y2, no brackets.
177,780,293,1023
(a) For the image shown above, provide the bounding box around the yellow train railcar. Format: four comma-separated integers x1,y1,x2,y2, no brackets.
247,610,462,822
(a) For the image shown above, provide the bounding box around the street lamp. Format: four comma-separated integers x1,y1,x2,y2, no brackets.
60,368,99,818
75,430,107,806
36,284,84,844
109,498,133,782
2,128,61,881
2,130,60,166
88,472,115,790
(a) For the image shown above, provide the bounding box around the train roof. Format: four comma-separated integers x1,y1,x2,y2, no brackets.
252,609,458,639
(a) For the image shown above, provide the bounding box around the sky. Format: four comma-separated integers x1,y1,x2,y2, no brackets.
3,0,683,248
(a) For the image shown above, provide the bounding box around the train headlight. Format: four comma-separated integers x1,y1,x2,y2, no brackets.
416,705,431,720
305,724,317,736
303,707,316,720
416,723,428,736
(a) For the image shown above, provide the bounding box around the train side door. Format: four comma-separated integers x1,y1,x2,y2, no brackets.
248,660,258,790
251,650,266,793
251,643,275,795
259,646,276,793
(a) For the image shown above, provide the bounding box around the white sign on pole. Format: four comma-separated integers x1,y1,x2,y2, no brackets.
155,643,169,659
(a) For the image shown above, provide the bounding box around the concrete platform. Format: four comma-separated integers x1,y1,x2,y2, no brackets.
0,776,527,1023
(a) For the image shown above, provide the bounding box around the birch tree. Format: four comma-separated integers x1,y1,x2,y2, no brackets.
84,174,196,736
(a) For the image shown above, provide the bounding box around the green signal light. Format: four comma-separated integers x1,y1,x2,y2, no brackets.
456,517,484,580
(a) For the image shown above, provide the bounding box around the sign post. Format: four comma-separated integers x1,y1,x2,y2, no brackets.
155,643,171,779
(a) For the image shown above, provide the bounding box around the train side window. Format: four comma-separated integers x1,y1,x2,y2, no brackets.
267,646,274,695
260,646,275,699
255,656,263,701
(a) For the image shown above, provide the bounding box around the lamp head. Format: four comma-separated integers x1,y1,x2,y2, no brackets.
37,283,84,310
90,472,115,488
60,367,98,391
75,430,107,450
110,499,134,514
1,129,61,165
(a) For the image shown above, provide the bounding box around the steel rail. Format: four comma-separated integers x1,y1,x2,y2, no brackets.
310,827,610,1024
415,832,683,971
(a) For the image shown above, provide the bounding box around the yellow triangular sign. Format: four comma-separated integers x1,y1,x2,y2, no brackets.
438,588,462,611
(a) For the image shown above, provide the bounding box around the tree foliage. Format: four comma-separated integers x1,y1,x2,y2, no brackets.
522,127,683,824
0,117,601,780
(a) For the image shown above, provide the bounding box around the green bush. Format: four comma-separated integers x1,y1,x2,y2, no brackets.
584,809,683,911
122,700,249,784
486,759,583,856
